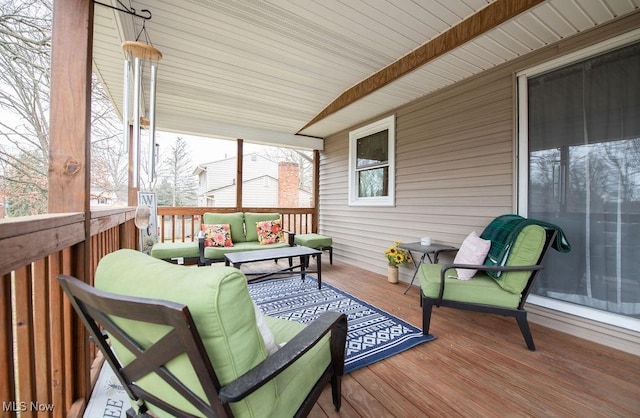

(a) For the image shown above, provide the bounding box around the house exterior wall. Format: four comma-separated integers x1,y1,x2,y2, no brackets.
320,65,515,277
319,12,640,353
243,176,279,207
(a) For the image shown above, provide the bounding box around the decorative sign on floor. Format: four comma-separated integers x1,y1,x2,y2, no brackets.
84,361,130,418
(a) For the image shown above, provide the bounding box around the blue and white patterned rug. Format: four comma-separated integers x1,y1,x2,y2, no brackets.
248,276,436,373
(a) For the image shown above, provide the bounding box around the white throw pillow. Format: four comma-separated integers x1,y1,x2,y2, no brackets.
253,302,279,355
453,231,491,280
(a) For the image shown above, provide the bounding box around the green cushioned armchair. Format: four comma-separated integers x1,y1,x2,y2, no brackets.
420,216,568,351
58,249,347,417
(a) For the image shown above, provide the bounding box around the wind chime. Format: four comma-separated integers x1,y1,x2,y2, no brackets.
122,21,162,187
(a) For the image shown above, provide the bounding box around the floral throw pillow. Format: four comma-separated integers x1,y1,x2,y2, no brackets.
201,223,233,248
256,220,283,245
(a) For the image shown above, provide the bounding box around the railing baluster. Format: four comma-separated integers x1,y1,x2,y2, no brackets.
48,251,65,418
160,214,166,243
14,265,36,409
33,258,53,414
0,272,15,413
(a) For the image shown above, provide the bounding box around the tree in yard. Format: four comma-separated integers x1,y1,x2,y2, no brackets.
0,0,128,215
157,137,197,207
2,150,47,216
0,0,52,215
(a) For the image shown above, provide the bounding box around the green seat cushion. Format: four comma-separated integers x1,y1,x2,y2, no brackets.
204,241,291,260
263,316,332,417
497,224,547,294
419,263,521,308
244,212,280,242
203,212,247,242
95,249,274,417
294,234,332,248
150,241,200,260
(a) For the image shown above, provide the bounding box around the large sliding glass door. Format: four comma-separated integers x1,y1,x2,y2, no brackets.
519,39,640,328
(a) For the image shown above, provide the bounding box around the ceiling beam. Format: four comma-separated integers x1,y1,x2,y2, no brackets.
298,0,545,133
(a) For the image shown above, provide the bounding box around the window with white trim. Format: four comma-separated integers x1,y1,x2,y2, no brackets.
348,115,395,206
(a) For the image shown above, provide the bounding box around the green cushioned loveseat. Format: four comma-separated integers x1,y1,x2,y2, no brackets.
150,212,294,266
58,249,347,417
198,212,294,265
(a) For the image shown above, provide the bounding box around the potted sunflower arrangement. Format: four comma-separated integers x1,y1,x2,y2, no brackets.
384,241,412,283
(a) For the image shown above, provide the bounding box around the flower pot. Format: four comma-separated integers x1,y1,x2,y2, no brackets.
387,265,399,284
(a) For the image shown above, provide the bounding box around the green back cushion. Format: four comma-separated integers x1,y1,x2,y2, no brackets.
497,224,547,294
244,212,280,242
203,212,246,242
94,249,274,417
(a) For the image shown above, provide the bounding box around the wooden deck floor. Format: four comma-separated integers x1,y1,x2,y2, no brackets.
87,258,640,417
295,259,640,418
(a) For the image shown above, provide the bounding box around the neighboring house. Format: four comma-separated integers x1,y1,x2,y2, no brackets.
194,153,311,207
89,189,118,206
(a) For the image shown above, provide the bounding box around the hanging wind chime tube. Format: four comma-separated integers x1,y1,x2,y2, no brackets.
122,58,130,163
148,61,158,181
122,40,163,188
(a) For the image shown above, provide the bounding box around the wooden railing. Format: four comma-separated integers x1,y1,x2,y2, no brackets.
0,205,314,417
156,207,316,242
0,207,137,418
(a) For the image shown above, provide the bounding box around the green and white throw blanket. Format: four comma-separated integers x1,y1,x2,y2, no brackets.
480,214,572,279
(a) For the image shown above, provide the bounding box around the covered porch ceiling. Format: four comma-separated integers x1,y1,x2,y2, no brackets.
92,0,640,150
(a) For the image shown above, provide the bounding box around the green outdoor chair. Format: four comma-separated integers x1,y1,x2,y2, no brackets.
58,249,347,417
420,214,570,351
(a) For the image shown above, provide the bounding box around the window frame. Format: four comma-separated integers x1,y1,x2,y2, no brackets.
516,29,640,332
348,115,396,207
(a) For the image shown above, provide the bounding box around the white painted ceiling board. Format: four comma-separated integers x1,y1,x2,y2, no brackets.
91,0,639,147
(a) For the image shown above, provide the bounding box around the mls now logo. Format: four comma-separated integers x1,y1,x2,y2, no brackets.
2,401,55,412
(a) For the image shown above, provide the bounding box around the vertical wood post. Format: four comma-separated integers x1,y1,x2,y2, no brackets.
49,0,93,415
313,150,320,233
236,139,244,210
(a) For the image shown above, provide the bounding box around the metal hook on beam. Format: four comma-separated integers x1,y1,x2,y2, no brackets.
94,1,152,20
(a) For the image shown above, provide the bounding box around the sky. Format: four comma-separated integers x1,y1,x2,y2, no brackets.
154,131,264,166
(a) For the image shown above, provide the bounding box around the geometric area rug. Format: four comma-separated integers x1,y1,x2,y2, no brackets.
248,276,436,374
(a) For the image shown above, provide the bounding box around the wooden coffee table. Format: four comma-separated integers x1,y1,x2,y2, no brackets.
224,246,323,289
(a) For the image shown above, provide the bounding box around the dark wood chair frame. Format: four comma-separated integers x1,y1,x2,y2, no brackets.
422,230,557,351
58,274,347,418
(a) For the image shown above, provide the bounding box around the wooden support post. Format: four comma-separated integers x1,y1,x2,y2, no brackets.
313,150,320,233
49,0,94,415
236,139,243,210
49,0,93,216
